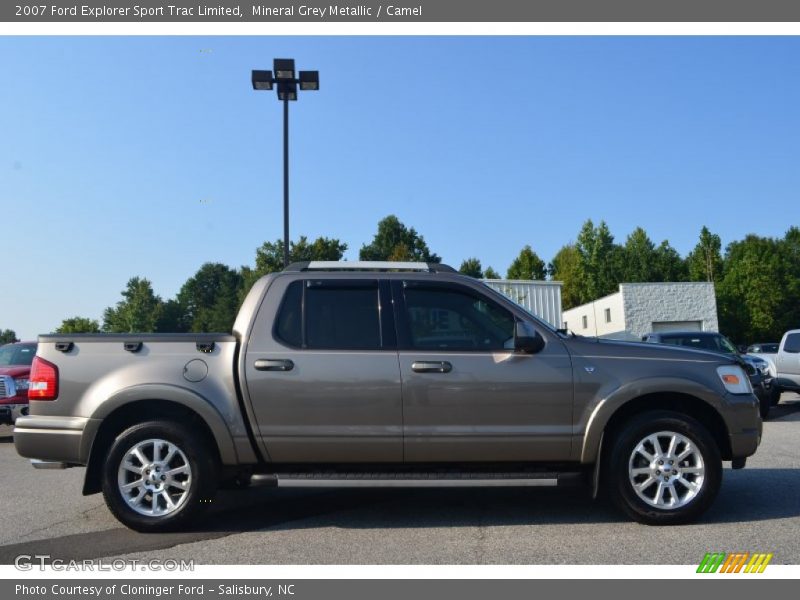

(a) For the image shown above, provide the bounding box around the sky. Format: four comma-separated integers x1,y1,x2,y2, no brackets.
2,36,800,339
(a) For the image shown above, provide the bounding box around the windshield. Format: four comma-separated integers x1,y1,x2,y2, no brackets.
661,334,736,354
0,344,36,366
718,335,738,354
750,343,779,354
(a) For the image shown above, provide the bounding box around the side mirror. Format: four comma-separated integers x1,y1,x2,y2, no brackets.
515,321,545,354
737,345,747,354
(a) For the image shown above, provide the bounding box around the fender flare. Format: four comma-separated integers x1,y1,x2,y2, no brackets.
82,383,239,465
581,376,726,465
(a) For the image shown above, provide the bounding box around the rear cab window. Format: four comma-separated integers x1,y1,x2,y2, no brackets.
0,344,36,366
274,279,388,350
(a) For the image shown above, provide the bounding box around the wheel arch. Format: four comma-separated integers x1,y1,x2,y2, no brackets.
588,392,731,500
604,393,730,457
82,391,234,496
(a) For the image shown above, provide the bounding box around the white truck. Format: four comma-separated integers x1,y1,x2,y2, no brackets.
770,330,800,404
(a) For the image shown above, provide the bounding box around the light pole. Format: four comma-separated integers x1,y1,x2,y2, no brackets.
252,59,319,268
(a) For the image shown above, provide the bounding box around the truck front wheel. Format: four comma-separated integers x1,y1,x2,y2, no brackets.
769,386,782,406
102,420,218,532
607,410,722,525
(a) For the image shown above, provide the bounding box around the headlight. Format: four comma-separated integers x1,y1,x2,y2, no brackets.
13,377,29,391
717,366,752,395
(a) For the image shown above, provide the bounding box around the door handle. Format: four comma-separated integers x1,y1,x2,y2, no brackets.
411,361,452,373
254,359,294,372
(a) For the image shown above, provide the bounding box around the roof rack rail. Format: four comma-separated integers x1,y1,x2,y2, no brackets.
283,261,457,273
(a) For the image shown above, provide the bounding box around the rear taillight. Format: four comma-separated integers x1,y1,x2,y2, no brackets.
28,356,59,400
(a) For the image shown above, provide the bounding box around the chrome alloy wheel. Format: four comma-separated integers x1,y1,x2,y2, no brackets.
117,438,192,517
628,431,705,510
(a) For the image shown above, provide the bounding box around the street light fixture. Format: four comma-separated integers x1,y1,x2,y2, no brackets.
273,58,296,80
251,70,273,90
251,58,319,268
299,71,320,91
277,82,297,101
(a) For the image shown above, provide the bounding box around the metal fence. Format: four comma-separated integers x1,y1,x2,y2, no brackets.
482,279,563,329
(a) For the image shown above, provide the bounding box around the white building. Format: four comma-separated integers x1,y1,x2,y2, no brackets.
483,279,563,329
561,282,719,341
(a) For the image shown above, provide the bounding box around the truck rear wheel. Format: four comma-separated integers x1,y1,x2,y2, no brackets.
606,410,722,525
102,420,218,532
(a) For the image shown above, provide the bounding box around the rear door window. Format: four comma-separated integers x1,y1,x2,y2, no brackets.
305,284,381,349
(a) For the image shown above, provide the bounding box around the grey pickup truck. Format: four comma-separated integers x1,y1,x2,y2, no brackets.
15,262,762,531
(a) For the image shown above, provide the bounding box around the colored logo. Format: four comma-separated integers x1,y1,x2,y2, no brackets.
697,552,773,573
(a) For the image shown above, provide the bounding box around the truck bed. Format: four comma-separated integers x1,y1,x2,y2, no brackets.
15,333,257,466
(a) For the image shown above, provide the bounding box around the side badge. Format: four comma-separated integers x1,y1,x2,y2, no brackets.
584,366,595,373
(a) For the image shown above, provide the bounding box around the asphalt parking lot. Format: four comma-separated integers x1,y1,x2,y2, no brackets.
0,396,798,565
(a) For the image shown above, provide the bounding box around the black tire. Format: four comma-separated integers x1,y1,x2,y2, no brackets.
606,410,722,525
769,386,782,407
102,420,218,532
759,392,771,420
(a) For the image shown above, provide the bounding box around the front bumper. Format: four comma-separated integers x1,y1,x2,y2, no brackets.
13,415,92,465
755,377,774,396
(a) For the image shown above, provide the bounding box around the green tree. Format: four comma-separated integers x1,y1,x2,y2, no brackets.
620,227,657,282
292,236,348,263
717,235,786,343
176,263,243,333
252,235,348,276
359,215,440,263
458,258,483,278
619,229,688,283
204,281,241,333
0,329,19,344
780,227,800,331
483,266,501,279
387,243,413,261
155,299,187,333
686,226,724,283
548,244,583,310
102,277,163,333
239,236,348,303
506,245,547,280
653,240,688,282
55,317,100,334
575,219,622,302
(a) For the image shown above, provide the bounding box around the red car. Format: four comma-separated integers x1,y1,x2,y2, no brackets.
0,341,36,425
